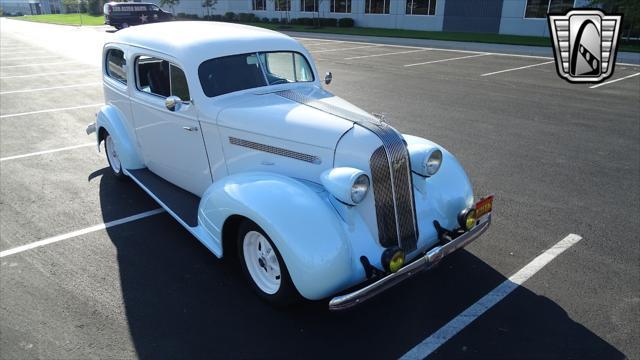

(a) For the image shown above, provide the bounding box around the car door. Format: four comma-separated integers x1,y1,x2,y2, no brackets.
130,53,213,197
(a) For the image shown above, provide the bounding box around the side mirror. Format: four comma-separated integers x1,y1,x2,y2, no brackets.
165,96,182,112
324,71,332,85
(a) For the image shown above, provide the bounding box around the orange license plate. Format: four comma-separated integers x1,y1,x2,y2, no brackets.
475,195,494,219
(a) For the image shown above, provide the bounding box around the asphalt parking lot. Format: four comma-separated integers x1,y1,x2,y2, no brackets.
1,18,639,359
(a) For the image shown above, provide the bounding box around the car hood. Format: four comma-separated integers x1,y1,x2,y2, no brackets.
216,87,374,150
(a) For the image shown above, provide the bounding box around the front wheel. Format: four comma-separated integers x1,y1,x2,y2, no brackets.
104,133,125,180
237,220,299,306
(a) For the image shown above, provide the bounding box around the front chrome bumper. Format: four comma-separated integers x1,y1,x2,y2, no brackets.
328,214,492,311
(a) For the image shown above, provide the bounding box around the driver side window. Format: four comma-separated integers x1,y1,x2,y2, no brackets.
136,56,191,100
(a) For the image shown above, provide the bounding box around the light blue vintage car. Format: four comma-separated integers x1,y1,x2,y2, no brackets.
87,21,493,310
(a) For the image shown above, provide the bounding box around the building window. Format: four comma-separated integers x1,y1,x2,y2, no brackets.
366,0,389,14
330,0,351,13
300,0,318,12
275,0,291,12
524,0,574,18
252,0,266,11
406,0,437,15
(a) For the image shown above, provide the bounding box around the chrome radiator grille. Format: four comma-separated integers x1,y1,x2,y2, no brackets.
274,90,418,252
369,131,418,252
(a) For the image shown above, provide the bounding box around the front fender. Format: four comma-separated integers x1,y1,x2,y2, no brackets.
404,134,474,247
198,172,352,300
96,105,144,170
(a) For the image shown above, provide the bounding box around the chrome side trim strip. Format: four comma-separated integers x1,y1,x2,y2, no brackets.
229,137,321,165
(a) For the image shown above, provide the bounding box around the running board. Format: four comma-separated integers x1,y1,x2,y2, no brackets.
126,168,200,227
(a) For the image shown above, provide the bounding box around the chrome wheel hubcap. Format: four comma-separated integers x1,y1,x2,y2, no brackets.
243,231,281,295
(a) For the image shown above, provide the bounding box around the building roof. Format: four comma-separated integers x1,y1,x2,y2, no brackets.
111,21,306,67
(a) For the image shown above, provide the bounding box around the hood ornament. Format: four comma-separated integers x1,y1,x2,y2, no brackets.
372,112,387,127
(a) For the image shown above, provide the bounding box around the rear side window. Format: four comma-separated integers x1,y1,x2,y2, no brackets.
106,49,127,84
136,56,191,100
198,53,267,97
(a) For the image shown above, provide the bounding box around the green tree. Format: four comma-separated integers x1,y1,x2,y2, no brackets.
62,0,88,13
202,0,217,19
589,0,640,38
159,0,180,15
87,0,103,16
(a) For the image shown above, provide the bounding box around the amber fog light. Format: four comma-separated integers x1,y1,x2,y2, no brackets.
382,248,405,273
458,208,477,231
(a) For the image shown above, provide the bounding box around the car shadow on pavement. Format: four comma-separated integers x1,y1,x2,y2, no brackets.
99,174,626,360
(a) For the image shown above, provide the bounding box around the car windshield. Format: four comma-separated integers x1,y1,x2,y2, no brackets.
198,51,314,97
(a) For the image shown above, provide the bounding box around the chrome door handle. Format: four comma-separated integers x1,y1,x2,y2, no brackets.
183,126,198,132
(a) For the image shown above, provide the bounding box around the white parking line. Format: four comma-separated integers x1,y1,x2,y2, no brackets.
295,37,335,42
344,49,430,60
404,53,490,67
296,38,356,45
589,72,640,89
400,233,583,360
0,209,165,258
293,37,640,66
0,82,101,95
0,50,48,55
1,55,59,61
0,143,94,162
481,60,555,76
0,60,79,69
303,41,341,47
313,45,383,53
0,47,32,52
0,69,97,79
0,103,103,118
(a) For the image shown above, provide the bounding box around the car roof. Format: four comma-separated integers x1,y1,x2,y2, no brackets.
110,21,307,68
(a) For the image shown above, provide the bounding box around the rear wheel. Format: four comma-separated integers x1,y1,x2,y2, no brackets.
121,23,129,29
237,220,299,306
104,133,125,180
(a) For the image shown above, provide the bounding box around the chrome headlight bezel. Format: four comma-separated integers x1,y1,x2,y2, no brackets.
408,144,443,177
321,167,370,205
350,173,370,204
424,148,443,176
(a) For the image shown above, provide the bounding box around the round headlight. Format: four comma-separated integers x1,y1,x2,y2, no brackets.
425,149,443,176
351,173,370,204
408,144,443,177
321,167,370,205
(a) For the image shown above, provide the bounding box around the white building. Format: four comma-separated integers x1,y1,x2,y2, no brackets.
0,0,593,37
152,0,590,37
0,0,63,15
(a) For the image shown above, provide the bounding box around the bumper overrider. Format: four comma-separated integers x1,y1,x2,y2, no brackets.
329,213,492,311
